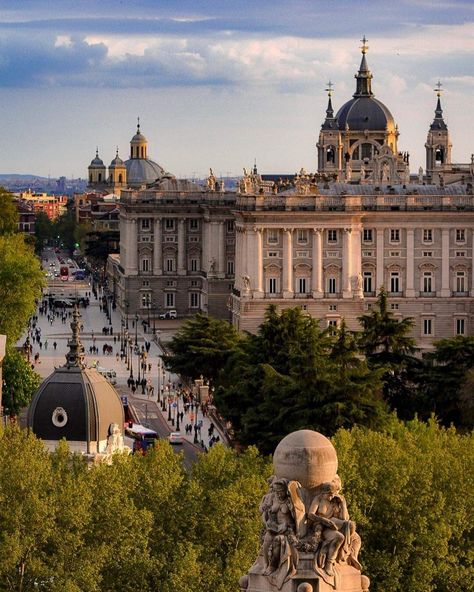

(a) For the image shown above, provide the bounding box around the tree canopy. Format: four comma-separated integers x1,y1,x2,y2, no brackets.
0,233,45,342
0,420,472,592
0,188,19,236
1,348,41,415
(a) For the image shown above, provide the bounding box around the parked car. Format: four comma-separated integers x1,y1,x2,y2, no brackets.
168,432,183,445
158,310,177,320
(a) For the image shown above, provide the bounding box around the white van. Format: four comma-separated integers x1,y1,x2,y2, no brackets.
96,367,117,385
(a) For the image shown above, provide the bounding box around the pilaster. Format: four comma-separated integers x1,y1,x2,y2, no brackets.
311,228,323,298
153,218,162,275
178,218,186,276
283,229,294,298
441,228,451,297
376,229,384,290
342,227,352,298
406,228,415,297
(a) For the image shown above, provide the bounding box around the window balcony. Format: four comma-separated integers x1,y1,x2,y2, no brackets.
453,291,469,297
363,291,376,297
420,291,436,297
389,291,403,297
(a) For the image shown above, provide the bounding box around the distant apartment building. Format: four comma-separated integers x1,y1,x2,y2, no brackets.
14,199,36,235
18,189,68,220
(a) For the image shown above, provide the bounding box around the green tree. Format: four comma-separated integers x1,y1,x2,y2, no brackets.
2,348,41,415
421,336,474,429
165,313,241,383
0,188,19,236
53,210,76,251
0,234,45,342
333,418,474,592
34,210,53,252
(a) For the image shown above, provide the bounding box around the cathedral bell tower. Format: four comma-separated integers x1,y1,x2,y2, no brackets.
317,81,343,177
425,82,452,182
108,149,127,193
88,149,107,187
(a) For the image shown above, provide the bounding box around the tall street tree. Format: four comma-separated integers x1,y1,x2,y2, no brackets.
0,188,19,236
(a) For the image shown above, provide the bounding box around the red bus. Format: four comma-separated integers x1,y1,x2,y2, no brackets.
60,266,69,281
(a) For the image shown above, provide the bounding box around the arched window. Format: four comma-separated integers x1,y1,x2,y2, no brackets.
326,146,335,163
435,147,445,165
118,173,123,183
89,174,92,183
361,143,372,159
98,173,102,182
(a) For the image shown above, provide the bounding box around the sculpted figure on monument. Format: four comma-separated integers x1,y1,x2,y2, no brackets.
207,168,216,191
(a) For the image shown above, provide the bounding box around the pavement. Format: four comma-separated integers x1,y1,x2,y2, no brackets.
19,247,226,457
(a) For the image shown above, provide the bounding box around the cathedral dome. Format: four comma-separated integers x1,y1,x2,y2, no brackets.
125,157,166,186
27,307,124,454
336,96,395,131
110,152,125,167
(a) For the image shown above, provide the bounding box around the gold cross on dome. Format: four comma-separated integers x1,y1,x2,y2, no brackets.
360,35,369,54
325,80,334,97
434,80,443,96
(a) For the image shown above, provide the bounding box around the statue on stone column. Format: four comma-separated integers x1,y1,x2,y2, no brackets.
418,167,424,184
242,275,251,294
345,162,352,182
359,163,365,183
240,430,369,592
381,162,390,183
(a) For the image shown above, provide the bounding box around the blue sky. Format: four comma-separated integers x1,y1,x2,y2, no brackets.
0,0,472,178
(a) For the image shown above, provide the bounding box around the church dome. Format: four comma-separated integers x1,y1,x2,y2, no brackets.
89,150,105,168
125,158,166,186
336,96,395,131
110,152,125,167
131,131,147,143
27,307,124,455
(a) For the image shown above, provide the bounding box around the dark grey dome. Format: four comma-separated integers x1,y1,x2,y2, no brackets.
89,155,105,167
28,306,124,454
110,154,124,167
27,366,124,453
125,158,166,186
336,96,394,131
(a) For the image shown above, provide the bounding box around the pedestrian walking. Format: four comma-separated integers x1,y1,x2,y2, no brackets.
53,341,57,350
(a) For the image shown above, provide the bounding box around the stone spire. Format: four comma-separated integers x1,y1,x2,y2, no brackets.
64,302,85,368
321,81,337,130
354,36,373,97
430,81,448,131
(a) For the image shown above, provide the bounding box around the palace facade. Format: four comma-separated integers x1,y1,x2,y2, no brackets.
103,41,474,347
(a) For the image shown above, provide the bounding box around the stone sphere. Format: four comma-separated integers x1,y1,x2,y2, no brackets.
273,430,338,489
297,583,313,592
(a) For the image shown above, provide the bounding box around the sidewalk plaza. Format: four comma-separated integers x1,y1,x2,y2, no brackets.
20,264,225,451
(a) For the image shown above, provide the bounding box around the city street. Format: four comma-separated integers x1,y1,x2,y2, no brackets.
20,247,225,462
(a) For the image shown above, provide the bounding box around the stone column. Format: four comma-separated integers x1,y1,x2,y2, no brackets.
471,229,474,297
283,229,294,298
376,229,384,290
202,219,211,274
311,228,323,298
254,228,264,297
406,228,415,297
342,227,352,298
129,219,138,275
440,228,450,296
351,226,362,298
217,221,225,277
178,219,186,275
153,218,162,275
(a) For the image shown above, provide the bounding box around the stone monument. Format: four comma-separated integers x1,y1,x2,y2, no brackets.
240,430,370,592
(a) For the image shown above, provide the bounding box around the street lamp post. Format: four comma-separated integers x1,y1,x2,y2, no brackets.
137,350,141,383
194,401,199,444
134,313,138,346
152,303,156,335
167,394,172,422
175,396,180,431
157,358,161,404
129,339,134,381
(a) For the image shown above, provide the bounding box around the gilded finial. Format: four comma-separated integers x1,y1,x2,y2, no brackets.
137,116,140,133
434,80,443,97
360,35,369,54
325,80,334,97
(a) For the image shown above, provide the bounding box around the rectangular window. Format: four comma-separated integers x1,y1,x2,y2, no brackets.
165,292,175,308
141,293,151,308
455,229,466,243
423,272,433,293
165,219,175,231
142,280,150,287
390,303,399,310
268,278,277,294
141,218,150,230
389,251,400,257
190,292,200,308
165,258,175,272
327,229,338,243
390,272,400,293
141,258,150,272
328,319,339,329
328,277,336,294
456,318,466,335
363,272,373,294
296,251,309,258
423,318,433,336
189,219,199,230
390,229,400,243
363,229,373,243
298,277,307,294
362,250,373,257
456,272,466,293
227,220,235,232
455,251,466,257
422,251,433,257
189,236,199,243
164,236,175,243
227,260,234,275
297,229,308,244
267,229,278,244
268,251,278,258
329,304,337,311
190,258,199,272
423,229,433,243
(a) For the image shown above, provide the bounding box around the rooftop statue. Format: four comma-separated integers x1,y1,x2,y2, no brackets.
240,430,370,592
